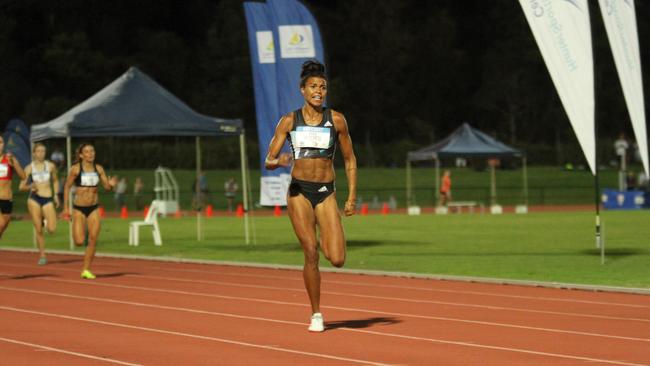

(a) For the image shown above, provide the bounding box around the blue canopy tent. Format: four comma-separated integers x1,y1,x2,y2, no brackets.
406,123,527,209
30,67,252,246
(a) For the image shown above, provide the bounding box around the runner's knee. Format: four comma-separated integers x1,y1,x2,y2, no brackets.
303,245,319,265
329,254,345,268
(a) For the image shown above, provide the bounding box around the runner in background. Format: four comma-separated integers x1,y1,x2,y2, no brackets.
19,143,60,265
0,135,26,239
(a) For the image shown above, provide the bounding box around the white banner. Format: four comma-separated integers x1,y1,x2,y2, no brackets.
260,174,292,206
255,31,276,64
598,0,648,175
519,0,596,174
278,25,315,59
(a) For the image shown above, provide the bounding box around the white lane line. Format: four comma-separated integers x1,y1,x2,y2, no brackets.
0,305,390,366
87,260,650,309
0,336,142,366
3,257,649,309
3,261,646,323
128,273,650,323
13,278,650,343
0,287,646,366
343,329,650,366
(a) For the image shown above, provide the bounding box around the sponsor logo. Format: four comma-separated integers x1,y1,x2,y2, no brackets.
289,33,305,45
279,25,315,58
318,186,328,192
256,31,275,64
324,121,333,127
529,0,544,17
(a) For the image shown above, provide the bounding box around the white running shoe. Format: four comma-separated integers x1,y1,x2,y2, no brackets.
308,312,325,332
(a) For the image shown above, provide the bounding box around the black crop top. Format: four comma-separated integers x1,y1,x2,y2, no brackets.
287,108,337,160
74,163,100,187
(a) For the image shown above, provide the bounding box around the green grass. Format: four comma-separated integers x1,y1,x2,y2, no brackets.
3,210,649,288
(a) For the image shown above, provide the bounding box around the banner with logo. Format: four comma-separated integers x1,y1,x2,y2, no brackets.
3,131,31,168
519,0,596,174
244,0,325,206
598,0,648,175
244,1,287,206
266,0,325,115
5,118,30,147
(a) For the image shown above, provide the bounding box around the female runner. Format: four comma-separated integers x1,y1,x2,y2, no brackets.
265,60,357,332
62,143,117,279
0,135,26,239
19,143,60,265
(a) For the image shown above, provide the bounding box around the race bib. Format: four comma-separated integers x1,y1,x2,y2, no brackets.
291,126,330,149
80,172,99,186
32,170,50,183
0,164,8,178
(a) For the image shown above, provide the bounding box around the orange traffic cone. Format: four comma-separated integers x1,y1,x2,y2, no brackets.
360,203,369,216
174,208,182,218
273,205,282,217
206,204,213,217
381,203,389,215
236,204,244,217
143,205,149,218
98,206,106,218
120,206,129,219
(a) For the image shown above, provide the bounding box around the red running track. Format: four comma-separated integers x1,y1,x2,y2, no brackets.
0,250,649,365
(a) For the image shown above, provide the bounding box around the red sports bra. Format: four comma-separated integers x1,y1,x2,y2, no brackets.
0,155,13,181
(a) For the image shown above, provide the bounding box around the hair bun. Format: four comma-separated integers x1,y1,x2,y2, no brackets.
299,60,326,87
300,60,325,79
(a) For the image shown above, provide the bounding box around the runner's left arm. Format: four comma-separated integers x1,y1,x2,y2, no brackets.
333,111,357,216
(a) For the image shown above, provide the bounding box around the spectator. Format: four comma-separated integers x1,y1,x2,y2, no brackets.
637,172,649,193
626,171,636,191
614,133,629,165
50,150,64,167
388,195,397,210
632,141,641,163
224,177,238,212
198,171,211,203
133,177,144,210
114,176,127,211
614,133,630,190
438,170,452,207
192,171,210,210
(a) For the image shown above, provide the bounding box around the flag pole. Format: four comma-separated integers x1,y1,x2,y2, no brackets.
594,98,603,264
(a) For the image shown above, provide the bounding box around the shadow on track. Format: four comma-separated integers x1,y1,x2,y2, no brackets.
46,258,83,264
96,272,139,278
6,273,58,280
325,317,401,331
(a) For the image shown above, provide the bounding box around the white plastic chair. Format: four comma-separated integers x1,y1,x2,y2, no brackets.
129,200,162,246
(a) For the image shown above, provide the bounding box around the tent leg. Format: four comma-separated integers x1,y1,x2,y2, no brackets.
406,160,411,206
490,163,496,206
240,132,250,244
435,158,440,206
196,136,202,241
30,141,36,249
67,136,73,250
523,156,528,206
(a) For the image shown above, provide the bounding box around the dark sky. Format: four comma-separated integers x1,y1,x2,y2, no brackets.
1,0,648,167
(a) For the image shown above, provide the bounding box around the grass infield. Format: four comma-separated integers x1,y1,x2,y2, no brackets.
2,209,649,289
